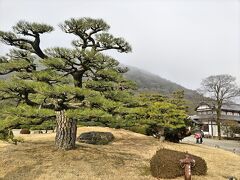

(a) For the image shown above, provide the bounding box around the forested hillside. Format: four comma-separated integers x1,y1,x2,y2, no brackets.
124,66,205,114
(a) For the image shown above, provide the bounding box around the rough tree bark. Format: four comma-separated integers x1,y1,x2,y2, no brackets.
72,71,84,88
55,110,77,150
32,35,48,59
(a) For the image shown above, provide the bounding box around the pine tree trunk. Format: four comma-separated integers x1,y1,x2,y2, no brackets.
72,71,84,88
55,110,77,150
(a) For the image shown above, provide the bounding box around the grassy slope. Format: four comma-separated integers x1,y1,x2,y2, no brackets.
0,127,239,180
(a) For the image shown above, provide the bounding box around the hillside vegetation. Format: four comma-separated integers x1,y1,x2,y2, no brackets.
125,66,206,114
0,127,239,180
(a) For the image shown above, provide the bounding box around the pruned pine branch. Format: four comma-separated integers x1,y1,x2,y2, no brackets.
0,20,53,59
60,18,131,52
13,21,54,35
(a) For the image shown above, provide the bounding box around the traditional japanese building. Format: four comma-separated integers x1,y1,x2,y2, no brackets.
190,102,240,137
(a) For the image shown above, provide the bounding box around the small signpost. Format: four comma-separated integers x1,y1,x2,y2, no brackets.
179,153,195,180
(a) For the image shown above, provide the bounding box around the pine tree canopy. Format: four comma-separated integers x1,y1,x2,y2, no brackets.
0,104,55,131
13,21,54,34
60,18,131,52
0,18,135,131
0,18,189,143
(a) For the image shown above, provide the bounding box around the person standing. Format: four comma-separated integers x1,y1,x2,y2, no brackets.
200,130,204,144
194,132,201,144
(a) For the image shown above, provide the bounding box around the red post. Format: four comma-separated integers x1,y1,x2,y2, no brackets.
179,153,195,180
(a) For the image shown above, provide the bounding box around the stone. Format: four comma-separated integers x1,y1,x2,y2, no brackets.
20,129,30,134
77,131,114,145
33,130,43,134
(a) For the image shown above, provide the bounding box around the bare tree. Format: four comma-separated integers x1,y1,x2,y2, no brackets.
200,74,240,140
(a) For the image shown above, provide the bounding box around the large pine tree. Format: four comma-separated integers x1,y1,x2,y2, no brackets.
0,18,133,150
116,92,190,142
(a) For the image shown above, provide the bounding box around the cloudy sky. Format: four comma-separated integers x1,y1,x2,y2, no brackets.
0,0,239,90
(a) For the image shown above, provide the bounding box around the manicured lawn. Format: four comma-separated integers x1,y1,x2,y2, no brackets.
0,127,239,180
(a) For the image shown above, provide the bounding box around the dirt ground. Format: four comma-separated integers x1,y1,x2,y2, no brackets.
0,127,239,180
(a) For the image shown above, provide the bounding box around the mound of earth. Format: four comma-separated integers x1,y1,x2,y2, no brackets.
150,148,207,179
77,131,114,145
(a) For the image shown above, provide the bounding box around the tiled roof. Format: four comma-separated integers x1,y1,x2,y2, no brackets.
190,114,240,122
222,104,240,111
196,102,240,112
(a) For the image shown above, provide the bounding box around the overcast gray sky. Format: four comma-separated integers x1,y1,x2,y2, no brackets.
0,0,239,90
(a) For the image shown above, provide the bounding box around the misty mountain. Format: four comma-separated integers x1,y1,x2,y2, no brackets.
124,66,204,114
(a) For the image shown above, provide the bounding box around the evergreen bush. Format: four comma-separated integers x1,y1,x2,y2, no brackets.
150,148,207,179
0,129,9,140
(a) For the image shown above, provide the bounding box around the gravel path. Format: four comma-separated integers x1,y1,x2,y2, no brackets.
182,135,240,155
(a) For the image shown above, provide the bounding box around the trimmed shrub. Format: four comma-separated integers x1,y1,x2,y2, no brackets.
0,129,14,141
0,129,9,140
20,129,30,134
11,136,24,145
77,131,114,145
127,125,148,135
164,127,191,142
146,125,191,143
150,148,207,179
